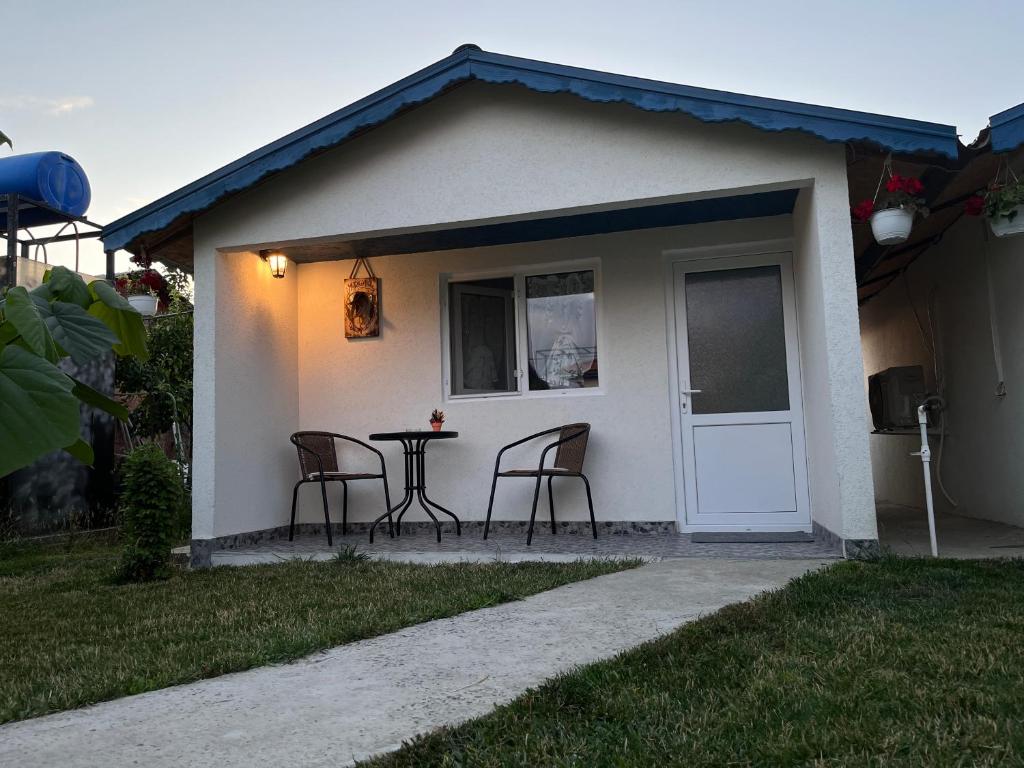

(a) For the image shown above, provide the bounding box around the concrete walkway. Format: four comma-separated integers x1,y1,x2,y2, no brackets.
0,558,826,768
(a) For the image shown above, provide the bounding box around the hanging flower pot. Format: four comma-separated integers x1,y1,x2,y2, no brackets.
127,293,159,316
964,164,1024,238
115,254,172,316
852,165,928,246
989,206,1024,238
870,207,915,245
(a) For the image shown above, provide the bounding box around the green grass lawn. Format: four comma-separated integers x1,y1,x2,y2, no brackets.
368,557,1024,767
0,539,635,724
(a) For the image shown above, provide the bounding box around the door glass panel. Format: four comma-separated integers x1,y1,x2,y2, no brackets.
684,265,789,414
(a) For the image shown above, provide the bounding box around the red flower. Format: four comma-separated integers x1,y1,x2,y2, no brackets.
885,174,905,193
903,177,924,196
140,270,165,290
852,199,875,222
964,194,985,216
114,277,128,294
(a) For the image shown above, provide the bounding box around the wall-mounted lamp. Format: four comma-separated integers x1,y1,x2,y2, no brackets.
259,250,288,279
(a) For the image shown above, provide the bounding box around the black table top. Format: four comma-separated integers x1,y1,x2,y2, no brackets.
369,430,459,441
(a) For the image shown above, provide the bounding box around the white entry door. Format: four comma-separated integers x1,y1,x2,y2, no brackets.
673,252,810,530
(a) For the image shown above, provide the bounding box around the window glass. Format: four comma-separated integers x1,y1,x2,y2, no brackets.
525,270,598,390
449,278,516,395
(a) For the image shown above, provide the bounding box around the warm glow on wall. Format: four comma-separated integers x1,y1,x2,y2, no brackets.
260,250,288,279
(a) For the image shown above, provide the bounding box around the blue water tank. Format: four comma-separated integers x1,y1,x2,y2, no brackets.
0,151,91,228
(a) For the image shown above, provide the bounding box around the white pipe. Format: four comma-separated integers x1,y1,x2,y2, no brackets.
915,403,939,557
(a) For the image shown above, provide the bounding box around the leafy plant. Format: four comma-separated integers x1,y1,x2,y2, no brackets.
430,409,445,424
964,176,1024,221
333,544,371,563
115,272,193,443
0,266,148,477
852,174,928,222
115,442,184,582
114,253,172,307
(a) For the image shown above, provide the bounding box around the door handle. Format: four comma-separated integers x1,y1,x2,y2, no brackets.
679,387,702,414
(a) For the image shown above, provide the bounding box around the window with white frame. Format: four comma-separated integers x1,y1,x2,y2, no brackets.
444,264,600,399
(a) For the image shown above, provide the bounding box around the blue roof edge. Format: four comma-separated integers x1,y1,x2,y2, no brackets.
990,102,1024,153
102,47,960,252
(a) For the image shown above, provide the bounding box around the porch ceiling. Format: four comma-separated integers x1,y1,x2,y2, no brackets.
273,189,799,264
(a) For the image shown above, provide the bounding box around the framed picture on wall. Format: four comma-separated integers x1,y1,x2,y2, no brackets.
344,274,380,338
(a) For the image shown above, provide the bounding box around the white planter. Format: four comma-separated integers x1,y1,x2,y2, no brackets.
870,207,914,245
989,205,1024,238
128,294,158,317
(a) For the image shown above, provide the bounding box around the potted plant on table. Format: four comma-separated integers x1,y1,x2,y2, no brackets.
852,173,928,245
964,170,1024,238
429,409,445,432
115,254,171,317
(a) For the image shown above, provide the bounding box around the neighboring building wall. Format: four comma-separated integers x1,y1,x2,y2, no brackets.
793,183,878,548
192,237,299,541
860,216,1024,527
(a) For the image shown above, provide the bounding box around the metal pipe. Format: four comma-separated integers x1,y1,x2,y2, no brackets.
914,403,939,557
4,193,19,288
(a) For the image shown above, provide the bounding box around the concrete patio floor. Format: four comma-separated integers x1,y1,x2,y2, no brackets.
877,503,1024,558
180,528,842,567
0,557,828,768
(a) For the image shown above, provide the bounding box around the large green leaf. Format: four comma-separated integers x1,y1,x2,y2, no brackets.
3,287,58,361
71,376,129,420
0,345,81,478
87,281,149,361
89,279,134,311
41,266,92,309
64,438,95,466
36,297,120,365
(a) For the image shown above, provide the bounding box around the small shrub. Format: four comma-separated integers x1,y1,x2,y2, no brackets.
116,443,183,582
333,545,371,563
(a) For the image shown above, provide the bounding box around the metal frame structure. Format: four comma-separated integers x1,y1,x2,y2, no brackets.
1,192,115,288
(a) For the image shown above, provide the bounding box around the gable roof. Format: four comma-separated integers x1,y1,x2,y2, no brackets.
101,44,960,253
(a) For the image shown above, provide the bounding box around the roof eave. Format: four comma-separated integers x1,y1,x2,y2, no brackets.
102,46,960,253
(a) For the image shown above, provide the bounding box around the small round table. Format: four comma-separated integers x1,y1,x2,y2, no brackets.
368,431,461,543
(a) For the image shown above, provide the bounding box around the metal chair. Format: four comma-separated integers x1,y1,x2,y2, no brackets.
289,431,394,546
484,423,596,545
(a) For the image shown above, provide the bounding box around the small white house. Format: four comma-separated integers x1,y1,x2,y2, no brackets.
102,45,969,565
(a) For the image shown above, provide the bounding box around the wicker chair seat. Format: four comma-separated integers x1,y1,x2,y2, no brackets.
498,468,578,477
306,471,382,481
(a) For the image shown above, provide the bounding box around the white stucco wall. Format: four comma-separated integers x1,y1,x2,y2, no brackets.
860,216,1024,527
291,218,792,528
198,81,839,250
189,79,876,542
793,184,877,542
192,237,299,539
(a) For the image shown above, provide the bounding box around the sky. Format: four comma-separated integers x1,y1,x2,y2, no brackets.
4,0,1023,275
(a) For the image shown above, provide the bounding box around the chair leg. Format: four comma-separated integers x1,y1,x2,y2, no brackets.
547,476,556,535
319,478,333,547
484,471,500,540
581,474,597,539
341,481,348,537
526,474,543,546
289,481,303,541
